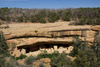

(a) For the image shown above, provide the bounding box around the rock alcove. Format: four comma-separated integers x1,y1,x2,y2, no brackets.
12,41,73,57
17,41,72,53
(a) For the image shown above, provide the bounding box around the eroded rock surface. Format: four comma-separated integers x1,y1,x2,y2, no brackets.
1,21,100,57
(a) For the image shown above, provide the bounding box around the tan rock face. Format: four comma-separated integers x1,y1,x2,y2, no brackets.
1,22,100,56
92,25,100,31
12,48,21,57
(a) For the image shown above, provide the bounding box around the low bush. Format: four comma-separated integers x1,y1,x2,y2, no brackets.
38,62,44,67
61,10,71,21
11,56,16,60
75,20,85,25
31,13,47,23
74,18,100,25
37,51,59,59
48,12,60,22
25,55,35,65
51,53,72,67
71,50,90,67
16,54,27,60
35,30,38,33
39,18,46,23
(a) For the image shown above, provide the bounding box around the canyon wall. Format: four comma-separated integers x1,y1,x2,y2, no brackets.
1,22,100,57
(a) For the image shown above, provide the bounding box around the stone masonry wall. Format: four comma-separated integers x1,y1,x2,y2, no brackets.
11,46,73,57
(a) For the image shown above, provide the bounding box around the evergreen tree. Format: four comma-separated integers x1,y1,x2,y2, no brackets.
0,31,9,67
51,53,72,67
0,31,9,55
70,36,83,57
62,10,71,21
48,12,60,22
93,32,100,57
72,50,90,67
17,16,23,22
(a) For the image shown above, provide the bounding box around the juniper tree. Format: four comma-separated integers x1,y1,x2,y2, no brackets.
0,31,9,67
71,50,90,67
70,36,88,57
0,31,9,55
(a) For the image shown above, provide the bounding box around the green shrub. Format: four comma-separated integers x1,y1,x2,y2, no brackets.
37,51,59,59
38,62,44,67
72,50,90,67
74,17,100,25
39,18,46,23
51,34,54,38
69,36,88,57
0,31,9,55
94,21,100,25
0,54,6,67
48,12,60,22
16,54,27,60
0,31,15,67
66,16,71,21
51,53,72,67
11,56,16,60
25,55,35,65
35,30,38,33
17,16,23,22
4,26,7,29
31,16,37,23
62,10,71,21
31,13,46,23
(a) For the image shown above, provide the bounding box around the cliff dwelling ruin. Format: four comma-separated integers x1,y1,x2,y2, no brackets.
11,41,73,57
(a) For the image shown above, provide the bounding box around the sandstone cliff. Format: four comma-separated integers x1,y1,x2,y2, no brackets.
1,21,100,57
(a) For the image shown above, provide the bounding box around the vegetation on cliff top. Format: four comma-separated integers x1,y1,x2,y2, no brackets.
0,7,100,25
